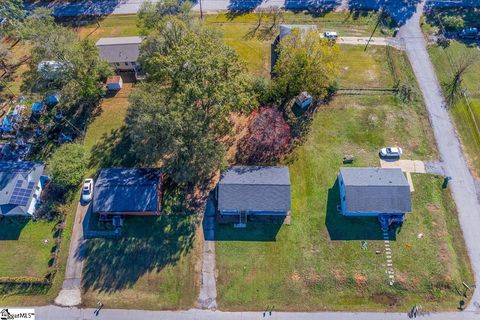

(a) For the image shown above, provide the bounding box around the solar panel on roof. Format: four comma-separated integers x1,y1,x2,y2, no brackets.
9,179,36,207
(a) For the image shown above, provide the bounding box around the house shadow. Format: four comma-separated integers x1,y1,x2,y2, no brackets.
78,213,196,293
325,179,396,241
214,220,283,242
0,216,30,240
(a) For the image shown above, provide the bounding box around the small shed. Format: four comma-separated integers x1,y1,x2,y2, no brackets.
296,92,313,109
45,93,60,105
106,75,123,91
32,101,46,114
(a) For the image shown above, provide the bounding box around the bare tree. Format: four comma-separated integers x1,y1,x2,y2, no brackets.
444,53,478,106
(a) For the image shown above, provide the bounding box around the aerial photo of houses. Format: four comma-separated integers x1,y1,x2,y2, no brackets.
0,0,479,319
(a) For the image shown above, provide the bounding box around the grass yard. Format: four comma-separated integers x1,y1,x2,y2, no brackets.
428,41,480,177
0,217,56,278
214,45,472,311
81,213,202,310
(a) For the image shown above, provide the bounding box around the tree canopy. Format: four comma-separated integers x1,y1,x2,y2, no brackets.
21,9,112,106
273,29,339,101
49,143,88,192
137,0,192,33
128,17,257,184
0,0,27,36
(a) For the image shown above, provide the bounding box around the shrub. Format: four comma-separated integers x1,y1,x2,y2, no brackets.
236,107,291,164
440,15,464,31
48,143,88,192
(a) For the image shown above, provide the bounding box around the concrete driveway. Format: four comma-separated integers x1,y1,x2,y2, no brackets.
54,201,89,307
379,159,426,173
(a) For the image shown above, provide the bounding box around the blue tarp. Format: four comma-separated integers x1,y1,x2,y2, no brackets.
45,94,60,105
32,101,45,114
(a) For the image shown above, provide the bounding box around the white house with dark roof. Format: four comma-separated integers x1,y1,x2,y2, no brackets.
0,161,48,216
338,167,411,227
96,36,143,72
216,166,291,227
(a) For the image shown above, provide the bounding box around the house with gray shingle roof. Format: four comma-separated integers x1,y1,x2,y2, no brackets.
93,168,163,217
0,161,47,216
216,166,291,227
338,167,411,226
96,36,143,72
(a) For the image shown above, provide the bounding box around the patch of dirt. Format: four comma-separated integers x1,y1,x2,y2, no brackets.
303,271,324,287
332,269,347,286
354,273,367,288
225,112,250,162
439,242,450,262
290,271,302,282
395,271,419,290
371,292,400,307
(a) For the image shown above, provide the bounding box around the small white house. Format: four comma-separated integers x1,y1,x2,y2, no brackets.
106,75,123,91
296,92,313,109
37,61,69,81
279,24,318,41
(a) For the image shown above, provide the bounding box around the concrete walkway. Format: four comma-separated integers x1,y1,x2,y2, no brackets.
379,159,426,173
197,198,217,310
54,202,88,307
398,0,480,311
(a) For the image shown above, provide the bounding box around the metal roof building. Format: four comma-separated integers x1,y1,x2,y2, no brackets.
93,168,162,215
96,36,143,64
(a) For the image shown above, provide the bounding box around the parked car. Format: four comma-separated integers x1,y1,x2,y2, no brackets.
81,178,94,203
458,27,479,39
323,31,338,40
379,147,403,158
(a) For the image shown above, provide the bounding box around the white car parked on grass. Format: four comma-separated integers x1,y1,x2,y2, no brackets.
379,147,403,158
81,178,94,203
323,31,338,40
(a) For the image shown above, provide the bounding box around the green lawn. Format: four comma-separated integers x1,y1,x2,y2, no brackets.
0,217,56,278
81,213,201,310
428,41,480,176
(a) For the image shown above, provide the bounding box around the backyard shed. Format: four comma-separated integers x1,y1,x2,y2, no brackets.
106,75,123,91
296,92,313,109
93,168,163,217
217,166,291,227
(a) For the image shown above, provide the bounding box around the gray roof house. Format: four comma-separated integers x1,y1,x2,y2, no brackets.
93,168,163,216
0,161,47,216
338,167,411,216
217,166,291,217
96,36,143,71
279,24,318,41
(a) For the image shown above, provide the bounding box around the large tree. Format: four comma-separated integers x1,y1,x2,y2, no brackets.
21,10,112,106
137,0,192,33
0,0,27,37
273,29,339,101
49,143,88,192
128,17,257,184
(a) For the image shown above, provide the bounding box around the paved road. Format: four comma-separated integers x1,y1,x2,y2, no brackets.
54,202,89,307
29,0,479,18
398,0,480,311
32,305,480,319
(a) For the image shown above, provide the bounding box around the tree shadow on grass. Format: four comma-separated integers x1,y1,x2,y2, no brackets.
0,216,30,240
79,213,196,293
325,179,396,240
88,126,137,170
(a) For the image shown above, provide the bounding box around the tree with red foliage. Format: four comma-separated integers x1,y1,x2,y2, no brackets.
237,107,291,164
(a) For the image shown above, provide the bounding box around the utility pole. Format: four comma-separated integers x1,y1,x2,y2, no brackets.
365,10,383,52
199,0,203,20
